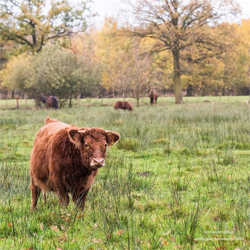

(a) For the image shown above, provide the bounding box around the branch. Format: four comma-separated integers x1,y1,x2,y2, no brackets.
15,34,33,48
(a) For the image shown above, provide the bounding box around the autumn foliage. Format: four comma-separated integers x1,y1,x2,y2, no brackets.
0,0,250,106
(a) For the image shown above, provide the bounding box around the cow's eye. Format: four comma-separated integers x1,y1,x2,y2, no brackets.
84,144,89,149
105,144,108,148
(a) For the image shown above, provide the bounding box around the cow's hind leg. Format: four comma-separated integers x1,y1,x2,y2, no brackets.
31,178,41,210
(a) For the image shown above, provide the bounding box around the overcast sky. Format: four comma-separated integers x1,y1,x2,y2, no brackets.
90,0,250,28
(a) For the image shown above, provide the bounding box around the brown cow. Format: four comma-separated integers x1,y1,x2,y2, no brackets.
148,90,159,105
41,95,58,109
30,117,120,210
114,101,133,111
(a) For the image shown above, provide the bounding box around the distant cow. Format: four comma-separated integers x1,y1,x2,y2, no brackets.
114,101,133,111
41,95,58,109
148,90,159,105
30,117,120,210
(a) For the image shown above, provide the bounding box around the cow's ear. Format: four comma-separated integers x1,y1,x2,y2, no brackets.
106,131,120,146
68,129,86,148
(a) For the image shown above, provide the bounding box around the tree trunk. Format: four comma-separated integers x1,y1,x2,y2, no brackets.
16,98,19,109
173,49,182,104
136,97,139,108
35,96,42,108
25,93,28,109
113,84,115,99
77,95,81,107
69,97,72,108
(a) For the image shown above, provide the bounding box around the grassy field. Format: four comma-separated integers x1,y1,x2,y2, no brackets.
1,97,250,249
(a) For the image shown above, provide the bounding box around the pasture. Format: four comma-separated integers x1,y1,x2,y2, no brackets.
0,97,250,249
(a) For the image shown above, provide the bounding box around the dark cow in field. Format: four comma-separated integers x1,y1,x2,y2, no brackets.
148,90,159,105
30,117,120,210
114,101,133,111
41,95,58,109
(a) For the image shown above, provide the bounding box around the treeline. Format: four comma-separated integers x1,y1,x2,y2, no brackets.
0,0,249,107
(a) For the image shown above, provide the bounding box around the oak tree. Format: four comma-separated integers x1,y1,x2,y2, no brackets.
126,0,240,103
0,0,92,53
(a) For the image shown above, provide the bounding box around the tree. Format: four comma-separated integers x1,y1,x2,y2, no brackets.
125,0,240,103
71,30,104,98
0,53,33,89
96,18,132,98
96,18,152,105
0,44,101,107
0,53,32,107
126,40,151,107
182,22,250,96
0,0,92,53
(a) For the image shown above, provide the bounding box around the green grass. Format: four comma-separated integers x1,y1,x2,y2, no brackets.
1,95,250,110
1,97,250,249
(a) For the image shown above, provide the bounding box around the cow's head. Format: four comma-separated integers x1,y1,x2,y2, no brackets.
68,127,120,171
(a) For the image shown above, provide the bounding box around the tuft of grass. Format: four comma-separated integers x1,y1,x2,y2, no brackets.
117,138,140,151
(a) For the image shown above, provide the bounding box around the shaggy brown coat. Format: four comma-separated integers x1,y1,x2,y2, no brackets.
30,117,120,210
46,96,58,109
148,90,159,105
114,101,133,111
41,95,58,109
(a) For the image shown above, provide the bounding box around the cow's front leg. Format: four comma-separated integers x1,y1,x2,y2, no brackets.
53,179,69,206
57,187,69,206
72,189,90,210
50,161,69,207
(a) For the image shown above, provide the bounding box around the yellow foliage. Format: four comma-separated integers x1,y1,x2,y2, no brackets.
0,54,33,89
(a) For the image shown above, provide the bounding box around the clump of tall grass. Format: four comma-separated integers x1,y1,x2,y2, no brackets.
117,138,140,151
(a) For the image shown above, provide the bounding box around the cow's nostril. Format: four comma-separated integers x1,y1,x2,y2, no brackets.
93,158,104,164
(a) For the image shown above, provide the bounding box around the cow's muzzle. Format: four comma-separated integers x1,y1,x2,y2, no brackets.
90,158,105,170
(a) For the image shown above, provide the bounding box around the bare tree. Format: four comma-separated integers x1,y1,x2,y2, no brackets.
125,0,240,104
126,41,151,107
